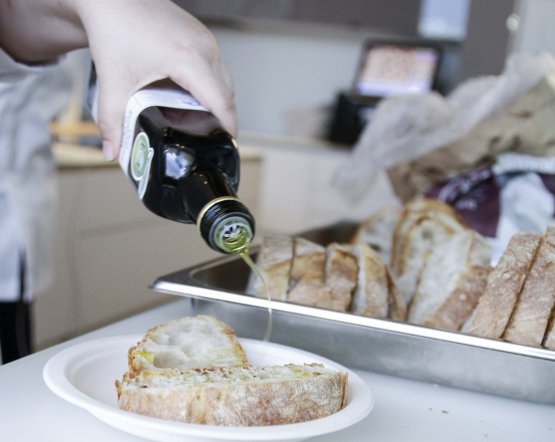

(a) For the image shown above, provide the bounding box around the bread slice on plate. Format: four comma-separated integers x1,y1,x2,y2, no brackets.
504,227,555,347
468,232,542,339
247,235,293,301
116,363,347,426
128,316,248,374
350,206,401,265
408,230,491,331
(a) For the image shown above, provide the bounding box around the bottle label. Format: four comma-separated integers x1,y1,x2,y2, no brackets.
131,132,154,199
88,74,208,191
120,87,207,179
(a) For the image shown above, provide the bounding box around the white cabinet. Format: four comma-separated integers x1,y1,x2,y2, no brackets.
33,156,261,350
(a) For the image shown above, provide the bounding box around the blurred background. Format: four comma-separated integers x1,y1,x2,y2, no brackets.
40,0,555,351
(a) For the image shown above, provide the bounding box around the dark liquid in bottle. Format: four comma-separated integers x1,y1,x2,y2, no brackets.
132,106,255,254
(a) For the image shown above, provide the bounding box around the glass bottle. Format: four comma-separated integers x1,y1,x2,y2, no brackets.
89,76,255,254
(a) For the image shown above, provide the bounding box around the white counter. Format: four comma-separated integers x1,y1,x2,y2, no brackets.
0,299,553,442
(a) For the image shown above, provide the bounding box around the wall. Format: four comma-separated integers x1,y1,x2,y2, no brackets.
511,0,555,55
211,22,370,138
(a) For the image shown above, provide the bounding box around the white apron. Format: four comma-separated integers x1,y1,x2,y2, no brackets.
0,48,71,302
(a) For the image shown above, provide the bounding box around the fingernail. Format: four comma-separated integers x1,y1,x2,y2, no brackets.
103,140,115,161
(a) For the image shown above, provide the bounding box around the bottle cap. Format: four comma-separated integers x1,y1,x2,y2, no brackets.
198,197,255,254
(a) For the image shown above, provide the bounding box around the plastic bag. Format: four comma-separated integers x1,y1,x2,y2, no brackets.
333,53,555,202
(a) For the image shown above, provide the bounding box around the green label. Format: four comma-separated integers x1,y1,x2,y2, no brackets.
131,132,154,199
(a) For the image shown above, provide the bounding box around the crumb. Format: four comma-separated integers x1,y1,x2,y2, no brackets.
484,433,488,438
428,408,433,411
442,410,449,414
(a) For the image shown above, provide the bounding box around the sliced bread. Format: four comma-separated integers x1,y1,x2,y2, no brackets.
287,238,330,308
408,230,491,331
503,227,555,347
390,199,467,307
350,243,390,319
350,206,401,265
247,235,293,301
128,316,248,374
324,243,358,312
468,232,542,339
542,310,555,350
116,364,347,426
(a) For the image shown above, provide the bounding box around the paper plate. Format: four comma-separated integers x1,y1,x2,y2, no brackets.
43,335,373,442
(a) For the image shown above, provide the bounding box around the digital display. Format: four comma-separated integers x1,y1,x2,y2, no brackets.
355,44,440,97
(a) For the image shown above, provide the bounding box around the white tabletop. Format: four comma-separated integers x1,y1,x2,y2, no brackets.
1,299,553,442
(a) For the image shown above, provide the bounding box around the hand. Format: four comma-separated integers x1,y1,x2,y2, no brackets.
76,0,237,160
0,0,237,160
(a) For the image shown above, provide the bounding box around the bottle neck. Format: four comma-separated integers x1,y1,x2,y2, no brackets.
178,169,237,222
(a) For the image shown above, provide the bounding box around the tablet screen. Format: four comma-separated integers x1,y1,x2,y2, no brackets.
355,43,440,97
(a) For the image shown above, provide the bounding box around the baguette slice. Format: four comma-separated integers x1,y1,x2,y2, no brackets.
351,206,401,265
408,230,491,331
468,232,542,339
390,198,465,274
128,316,248,374
247,235,293,301
543,309,555,350
350,243,390,319
504,227,555,347
116,364,348,426
390,199,467,306
324,243,358,312
386,270,406,321
287,238,329,307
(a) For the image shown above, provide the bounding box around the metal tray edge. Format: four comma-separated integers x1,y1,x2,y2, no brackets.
152,258,555,363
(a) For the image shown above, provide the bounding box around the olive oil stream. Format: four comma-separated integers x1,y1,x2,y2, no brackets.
218,224,272,342
239,251,273,342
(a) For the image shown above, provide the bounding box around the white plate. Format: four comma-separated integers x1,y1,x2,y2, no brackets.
43,335,373,442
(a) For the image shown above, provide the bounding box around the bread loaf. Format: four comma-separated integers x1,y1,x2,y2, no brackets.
468,233,542,339
128,316,248,374
503,227,555,347
116,364,347,426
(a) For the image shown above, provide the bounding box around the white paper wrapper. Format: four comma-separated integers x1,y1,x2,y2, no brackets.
333,53,555,203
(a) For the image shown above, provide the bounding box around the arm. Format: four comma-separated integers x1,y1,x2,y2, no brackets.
0,0,236,160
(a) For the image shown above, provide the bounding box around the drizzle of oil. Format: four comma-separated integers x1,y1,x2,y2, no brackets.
239,250,273,342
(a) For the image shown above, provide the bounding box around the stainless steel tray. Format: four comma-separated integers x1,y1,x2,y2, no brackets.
152,222,555,404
